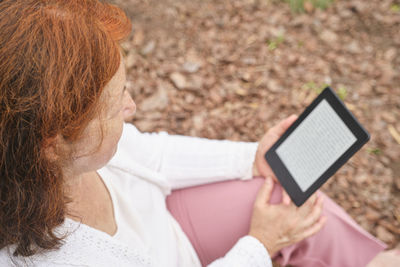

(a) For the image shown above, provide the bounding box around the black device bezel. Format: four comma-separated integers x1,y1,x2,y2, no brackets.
265,87,370,206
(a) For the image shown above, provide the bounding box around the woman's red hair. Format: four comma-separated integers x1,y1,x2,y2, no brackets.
0,0,131,257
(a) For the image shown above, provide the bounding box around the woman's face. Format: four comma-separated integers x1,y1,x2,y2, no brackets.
65,57,136,176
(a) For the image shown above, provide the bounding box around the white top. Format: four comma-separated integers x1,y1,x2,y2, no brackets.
0,123,273,267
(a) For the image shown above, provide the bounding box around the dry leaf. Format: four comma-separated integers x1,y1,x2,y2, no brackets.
388,125,400,145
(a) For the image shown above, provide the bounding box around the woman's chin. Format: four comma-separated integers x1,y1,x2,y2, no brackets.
102,145,119,167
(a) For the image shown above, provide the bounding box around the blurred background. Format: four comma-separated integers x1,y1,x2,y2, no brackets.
110,0,399,248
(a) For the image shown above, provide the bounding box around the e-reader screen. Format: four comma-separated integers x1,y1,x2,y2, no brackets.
276,99,357,192
265,87,370,206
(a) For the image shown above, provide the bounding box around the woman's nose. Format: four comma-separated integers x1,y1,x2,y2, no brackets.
123,90,136,122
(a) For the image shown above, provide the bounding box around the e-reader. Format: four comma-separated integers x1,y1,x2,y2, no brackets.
265,87,370,207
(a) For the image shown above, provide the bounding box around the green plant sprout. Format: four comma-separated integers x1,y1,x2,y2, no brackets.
390,4,400,12
337,86,347,100
302,81,329,94
288,0,304,13
267,34,285,51
283,0,334,13
312,0,333,9
366,148,382,155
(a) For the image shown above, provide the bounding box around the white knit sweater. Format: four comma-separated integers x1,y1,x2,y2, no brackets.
0,123,273,267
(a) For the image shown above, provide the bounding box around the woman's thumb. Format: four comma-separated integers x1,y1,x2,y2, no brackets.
255,176,274,205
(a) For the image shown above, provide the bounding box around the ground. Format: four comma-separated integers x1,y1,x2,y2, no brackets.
111,0,399,249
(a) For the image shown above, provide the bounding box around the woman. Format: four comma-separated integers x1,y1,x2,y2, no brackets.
0,0,394,266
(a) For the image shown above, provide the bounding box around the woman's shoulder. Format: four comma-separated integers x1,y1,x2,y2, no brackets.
0,218,154,267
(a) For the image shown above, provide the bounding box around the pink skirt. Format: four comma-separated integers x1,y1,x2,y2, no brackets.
166,177,386,267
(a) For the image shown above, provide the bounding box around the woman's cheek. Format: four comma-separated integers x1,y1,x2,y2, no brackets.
106,116,124,156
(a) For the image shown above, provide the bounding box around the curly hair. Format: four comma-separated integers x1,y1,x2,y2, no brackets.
0,0,131,257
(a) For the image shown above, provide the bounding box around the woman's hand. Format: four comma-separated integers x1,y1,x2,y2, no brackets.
367,249,400,267
253,115,298,181
248,177,327,256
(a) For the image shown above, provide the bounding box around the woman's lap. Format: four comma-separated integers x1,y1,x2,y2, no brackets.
166,177,386,267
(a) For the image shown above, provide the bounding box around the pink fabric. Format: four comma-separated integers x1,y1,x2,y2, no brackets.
166,177,387,267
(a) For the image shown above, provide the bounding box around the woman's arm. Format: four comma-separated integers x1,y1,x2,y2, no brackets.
116,123,259,189
117,114,298,189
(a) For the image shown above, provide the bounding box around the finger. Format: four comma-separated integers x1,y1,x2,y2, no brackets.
299,194,318,216
271,115,298,137
282,114,298,129
304,194,317,209
308,194,317,205
281,188,291,206
270,175,279,183
298,216,327,240
298,195,324,229
255,176,274,206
